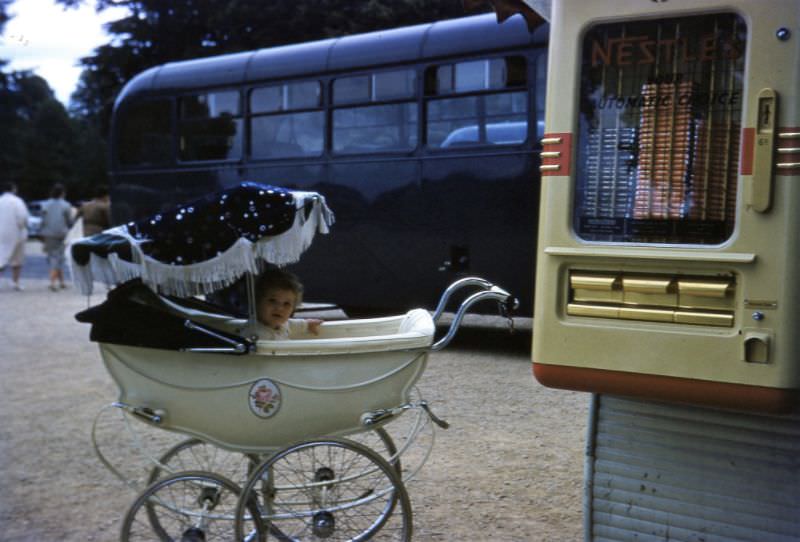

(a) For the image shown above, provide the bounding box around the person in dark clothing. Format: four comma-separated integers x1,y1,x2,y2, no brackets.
78,185,111,236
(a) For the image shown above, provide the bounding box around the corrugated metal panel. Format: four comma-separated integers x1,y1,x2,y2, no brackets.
589,396,800,542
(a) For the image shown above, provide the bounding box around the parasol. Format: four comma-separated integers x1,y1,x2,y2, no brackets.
70,182,334,297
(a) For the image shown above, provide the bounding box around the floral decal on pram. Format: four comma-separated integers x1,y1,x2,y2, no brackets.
248,378,282,418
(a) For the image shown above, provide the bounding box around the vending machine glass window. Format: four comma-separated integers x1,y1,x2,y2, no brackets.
574,14,747,245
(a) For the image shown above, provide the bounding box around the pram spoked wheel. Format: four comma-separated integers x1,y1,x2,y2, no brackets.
148,437,262,488
234,438,412,541
121,470,265,541
147,430,400,486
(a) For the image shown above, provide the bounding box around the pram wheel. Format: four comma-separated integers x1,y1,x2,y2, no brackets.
148,437,262,487
352,427,402,477
121,470,265,542
234,438,412,541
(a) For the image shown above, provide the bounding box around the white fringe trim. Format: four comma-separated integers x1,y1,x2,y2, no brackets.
70,193,334,297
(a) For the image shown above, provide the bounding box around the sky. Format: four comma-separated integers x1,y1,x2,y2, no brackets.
0,0,127,104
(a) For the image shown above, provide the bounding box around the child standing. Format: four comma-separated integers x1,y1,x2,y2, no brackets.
255,269,322,340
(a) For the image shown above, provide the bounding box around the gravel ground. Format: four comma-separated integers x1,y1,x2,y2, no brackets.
0,279,588,541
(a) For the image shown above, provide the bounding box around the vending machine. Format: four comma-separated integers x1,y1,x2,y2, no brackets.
533,0,800,413
530,2,800,539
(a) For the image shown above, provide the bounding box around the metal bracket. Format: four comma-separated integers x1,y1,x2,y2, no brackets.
361,400,450,430
112,402,165,425
182,320,250,354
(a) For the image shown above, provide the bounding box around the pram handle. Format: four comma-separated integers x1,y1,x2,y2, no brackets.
431,277,494,322
430,281,519,352
181,320,251,354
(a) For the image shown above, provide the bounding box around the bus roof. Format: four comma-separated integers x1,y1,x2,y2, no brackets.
115,13,548,107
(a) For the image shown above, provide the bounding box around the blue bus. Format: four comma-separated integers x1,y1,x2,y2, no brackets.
110,13,548,314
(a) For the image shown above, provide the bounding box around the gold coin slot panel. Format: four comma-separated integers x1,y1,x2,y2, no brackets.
568,271,735,327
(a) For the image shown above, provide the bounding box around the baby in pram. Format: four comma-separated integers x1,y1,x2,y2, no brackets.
255,269,323,340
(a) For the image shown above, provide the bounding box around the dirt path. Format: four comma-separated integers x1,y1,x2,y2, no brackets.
0,280,587,541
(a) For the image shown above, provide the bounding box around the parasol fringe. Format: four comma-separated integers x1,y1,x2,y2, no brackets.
69,191,334,297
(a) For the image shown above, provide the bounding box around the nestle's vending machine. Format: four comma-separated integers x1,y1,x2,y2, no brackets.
534,0,800,413
532,1,800,538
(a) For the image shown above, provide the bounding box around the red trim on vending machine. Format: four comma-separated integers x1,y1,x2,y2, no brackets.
740,127,755,175
533,362,798,414
541,132,572,176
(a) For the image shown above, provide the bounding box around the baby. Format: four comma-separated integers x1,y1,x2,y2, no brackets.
255,269,322,340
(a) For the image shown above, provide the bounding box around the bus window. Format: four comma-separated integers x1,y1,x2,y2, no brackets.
373,70,416,101
251,111,324,158
333,70,416,105
117,99,172,166
429,91,527,148
332,75,371,105
332,69,418,154
333,103,418,154
251,81,323,159
441,121,528,147
178,90,242,162
252,81,321,113
534,53,547,142
426,56,528,149
574,14,746,245
431,56,526,95
487,92,527,127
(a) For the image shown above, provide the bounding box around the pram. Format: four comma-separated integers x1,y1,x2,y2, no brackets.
71,182,517,541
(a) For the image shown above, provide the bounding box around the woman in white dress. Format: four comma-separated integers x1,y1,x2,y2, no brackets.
0,182,29,291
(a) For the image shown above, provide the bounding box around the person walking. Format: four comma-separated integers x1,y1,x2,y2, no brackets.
0,182,30,291
39,183,74,291
78,185,111,236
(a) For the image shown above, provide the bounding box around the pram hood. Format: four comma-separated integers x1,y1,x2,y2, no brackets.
75,279,252,353
70,182,334,297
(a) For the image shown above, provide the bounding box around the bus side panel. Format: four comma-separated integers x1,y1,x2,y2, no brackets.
300,159,431,312
421,151,538,314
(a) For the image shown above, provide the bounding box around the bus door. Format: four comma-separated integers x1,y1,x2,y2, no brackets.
531,1,800,539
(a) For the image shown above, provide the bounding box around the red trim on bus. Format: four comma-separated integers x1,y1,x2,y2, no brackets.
532,362,798,414
740,127,754,175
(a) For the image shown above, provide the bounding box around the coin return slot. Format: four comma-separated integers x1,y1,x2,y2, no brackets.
567,271,734,327
744,333,770,364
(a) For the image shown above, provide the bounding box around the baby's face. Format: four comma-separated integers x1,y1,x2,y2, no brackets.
258,287,297,329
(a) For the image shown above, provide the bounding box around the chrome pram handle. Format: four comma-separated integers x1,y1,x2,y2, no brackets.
431,277,494,322
430,277,519,352
181,320,251,354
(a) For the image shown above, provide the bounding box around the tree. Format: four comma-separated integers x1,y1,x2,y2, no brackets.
20,99,79,198
0,70,77,198
0,0,11,34
1,1,109,200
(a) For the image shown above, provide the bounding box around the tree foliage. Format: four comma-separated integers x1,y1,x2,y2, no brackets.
0,70,81,199
0,1,105,200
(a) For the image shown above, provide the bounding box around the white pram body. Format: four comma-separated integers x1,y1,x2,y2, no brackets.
101,309,434,453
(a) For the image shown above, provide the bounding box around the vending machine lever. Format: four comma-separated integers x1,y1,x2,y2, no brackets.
748,88,777,212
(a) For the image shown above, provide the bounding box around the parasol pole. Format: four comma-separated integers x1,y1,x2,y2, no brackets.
245,272,259,343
